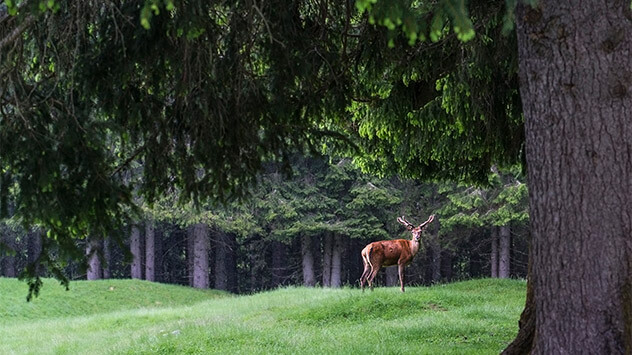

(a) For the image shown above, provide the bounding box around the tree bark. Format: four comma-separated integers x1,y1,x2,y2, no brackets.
330,235,343,288
187,225,194,286
510,2,632,352
301,235,316,287
1,228,17,277
499,225,510,279
430,236,442,283
102,237,112,279
271,240,287,288
215,231,237,292
86,236,102,280
491,226,498,278
385,266,399,286
130,224,142,279
145,222,155,282
27,228,43,276
191,223,210,289
440,250,453,281
322,233,332,287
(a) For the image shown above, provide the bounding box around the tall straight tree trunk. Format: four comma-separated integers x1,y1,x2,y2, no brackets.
509,2,632,352
385,266,399,286
330,236,343,288
271,241,287,288
187,225,195,286
440,251,453,282
322,233,332,287
102,237,111,279
27,228,43,276
191,223,210,289
429,235,442,283
215,231,237,292
86,236,102,280
130,224,142,279
498,225,510,279
145,222,155,282
1,228,17,277
301,235,316,287
491,226,499,278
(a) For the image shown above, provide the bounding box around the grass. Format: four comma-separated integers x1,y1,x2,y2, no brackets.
0,278,525,354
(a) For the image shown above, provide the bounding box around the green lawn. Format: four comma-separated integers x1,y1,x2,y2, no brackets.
0,278,525,354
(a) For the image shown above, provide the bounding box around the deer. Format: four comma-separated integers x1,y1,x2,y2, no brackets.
360,214,435,292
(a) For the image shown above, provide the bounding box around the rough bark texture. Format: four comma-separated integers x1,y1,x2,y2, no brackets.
499,225,510,279
301,235,316,287
322,233,332,287
86,236,102,280
145,222,155,282
130,225,142,279
491,226,498,278
515,1,632,352
330,235,343,288
215,231,237,292
191,223,210,289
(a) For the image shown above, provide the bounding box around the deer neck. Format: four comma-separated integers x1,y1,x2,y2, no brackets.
409,239,421,256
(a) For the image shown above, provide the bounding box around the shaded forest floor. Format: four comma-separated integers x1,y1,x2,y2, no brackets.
0,278,525,354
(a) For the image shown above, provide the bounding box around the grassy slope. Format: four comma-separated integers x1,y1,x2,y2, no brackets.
0,278,525,355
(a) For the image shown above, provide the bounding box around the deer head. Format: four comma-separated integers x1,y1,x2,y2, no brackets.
397,215,435,242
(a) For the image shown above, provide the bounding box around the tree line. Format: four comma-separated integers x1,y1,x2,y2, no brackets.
1,155,528,293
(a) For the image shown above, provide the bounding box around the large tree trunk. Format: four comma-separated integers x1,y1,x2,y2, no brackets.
510,2,632,352
86,236,102,280
215,231,237,292
490,226,498,278
145,222,155,282
301,235,316,287
498,225,510,279
130,224,142,279
330,235,343,288
191,223,210,289
322,233,332,287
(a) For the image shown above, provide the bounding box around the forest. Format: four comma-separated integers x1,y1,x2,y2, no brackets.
1,156,528,293
2,0,632,353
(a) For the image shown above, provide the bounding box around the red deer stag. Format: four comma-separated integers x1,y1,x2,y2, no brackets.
360,214,435,292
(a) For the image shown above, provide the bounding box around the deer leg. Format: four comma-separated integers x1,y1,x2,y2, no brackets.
367,265,381,291
398,264,406,292
360,262,370,292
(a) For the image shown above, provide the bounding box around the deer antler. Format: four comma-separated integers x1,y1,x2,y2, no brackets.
419,214,435,228
397,216,415,230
